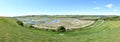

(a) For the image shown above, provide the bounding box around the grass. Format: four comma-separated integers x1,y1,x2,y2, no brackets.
0,17,120,42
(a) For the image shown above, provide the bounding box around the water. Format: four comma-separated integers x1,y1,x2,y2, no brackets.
52,20,60,23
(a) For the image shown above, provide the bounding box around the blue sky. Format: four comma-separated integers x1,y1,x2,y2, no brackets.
0,0,120,16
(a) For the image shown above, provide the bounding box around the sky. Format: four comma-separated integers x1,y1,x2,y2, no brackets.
0,0,120,16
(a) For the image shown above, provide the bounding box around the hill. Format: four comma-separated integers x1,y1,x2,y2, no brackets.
0,17,120,42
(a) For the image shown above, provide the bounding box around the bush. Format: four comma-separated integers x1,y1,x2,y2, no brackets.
57,26,66,32
17,20,24,26
30,25,35,28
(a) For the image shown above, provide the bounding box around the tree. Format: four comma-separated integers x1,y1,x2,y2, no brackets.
17,20,24,26
57,26,66,32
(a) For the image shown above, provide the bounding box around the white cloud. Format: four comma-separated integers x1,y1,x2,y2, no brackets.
93,7,101,10
105,4,119,12
105,4,113,8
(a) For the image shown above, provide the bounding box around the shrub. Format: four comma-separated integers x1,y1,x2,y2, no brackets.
57,26,66,32
30,25,35,28
17,20,24,26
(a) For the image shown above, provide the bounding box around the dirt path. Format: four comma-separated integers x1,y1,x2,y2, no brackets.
86,20,105,28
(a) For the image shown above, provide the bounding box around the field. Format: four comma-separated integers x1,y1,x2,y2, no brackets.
0,16,120,42
17,17,95,30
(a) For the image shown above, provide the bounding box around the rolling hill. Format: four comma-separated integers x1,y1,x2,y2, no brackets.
0,17,120,42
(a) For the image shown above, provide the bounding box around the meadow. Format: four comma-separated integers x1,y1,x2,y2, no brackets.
0,16,120,42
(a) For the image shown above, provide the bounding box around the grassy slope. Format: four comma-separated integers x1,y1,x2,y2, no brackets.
0,17,120,42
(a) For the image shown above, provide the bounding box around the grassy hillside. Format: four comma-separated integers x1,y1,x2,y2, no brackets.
0,17,120,42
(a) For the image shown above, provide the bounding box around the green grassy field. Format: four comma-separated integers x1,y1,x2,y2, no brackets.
0,17,120,42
